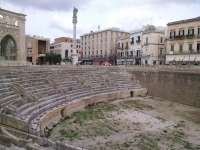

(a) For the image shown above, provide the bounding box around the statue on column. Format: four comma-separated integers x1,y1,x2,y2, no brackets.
73,7,78,18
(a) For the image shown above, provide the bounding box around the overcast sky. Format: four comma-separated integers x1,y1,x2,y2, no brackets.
0,0,199,43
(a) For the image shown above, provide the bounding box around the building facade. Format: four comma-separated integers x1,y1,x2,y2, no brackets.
141,25,166,65
130,28,144,65
51,37,81,59
0,8,26,66
25,35,50,65
116,35,134,65
166,17,200,65
80,27,129,65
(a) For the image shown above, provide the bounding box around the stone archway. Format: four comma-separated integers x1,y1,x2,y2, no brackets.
0,35,17,60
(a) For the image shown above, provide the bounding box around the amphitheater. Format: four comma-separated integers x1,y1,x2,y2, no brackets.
0,65,147,149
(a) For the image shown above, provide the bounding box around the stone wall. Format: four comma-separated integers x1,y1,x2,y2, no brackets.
127,69,200,108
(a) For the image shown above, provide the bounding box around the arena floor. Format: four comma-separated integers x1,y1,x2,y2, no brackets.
48,96,200,150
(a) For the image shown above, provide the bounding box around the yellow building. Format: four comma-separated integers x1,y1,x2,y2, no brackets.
116,35,134,65
25,35,50,65
166,17,200,65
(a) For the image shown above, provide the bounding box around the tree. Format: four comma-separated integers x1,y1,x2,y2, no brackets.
45,52,62,65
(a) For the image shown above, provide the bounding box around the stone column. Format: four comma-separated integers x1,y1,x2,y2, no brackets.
71,10,78,65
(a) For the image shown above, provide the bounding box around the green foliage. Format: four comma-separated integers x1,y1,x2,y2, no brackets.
59,129,79,141
45,52,61,64
62,56,72,63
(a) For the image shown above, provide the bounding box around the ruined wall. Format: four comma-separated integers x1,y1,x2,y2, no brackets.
127,69,200,108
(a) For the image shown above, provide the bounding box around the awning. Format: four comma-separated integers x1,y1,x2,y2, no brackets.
166,55,200,61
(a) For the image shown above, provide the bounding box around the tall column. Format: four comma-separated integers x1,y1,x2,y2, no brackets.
71,7,78,65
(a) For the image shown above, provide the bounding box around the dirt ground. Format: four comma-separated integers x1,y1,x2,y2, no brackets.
49,96,200,150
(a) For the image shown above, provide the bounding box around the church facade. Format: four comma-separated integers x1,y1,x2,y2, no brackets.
0,8,26,66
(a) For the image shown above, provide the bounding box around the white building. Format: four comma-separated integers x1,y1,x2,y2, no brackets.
130,27,144,65
130,25,166,65
51,37,81,59
141,25,166,65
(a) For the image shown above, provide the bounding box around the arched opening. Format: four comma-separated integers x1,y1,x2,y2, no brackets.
5,16,11,24
130,91,133,97
0,35,17,61
61,109,65,118
14,20,18,26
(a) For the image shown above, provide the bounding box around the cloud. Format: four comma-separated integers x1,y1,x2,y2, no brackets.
2,0,92,12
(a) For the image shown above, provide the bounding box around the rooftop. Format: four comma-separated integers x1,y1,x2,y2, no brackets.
80,27,129,37
167,16,200,26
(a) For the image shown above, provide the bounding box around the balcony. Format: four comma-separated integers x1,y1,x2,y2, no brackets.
144,42,149,46
174,35,185,40
130,41,134,44
136,40,141,43
117,46,121,50
186,34,195,39
197,34,200,38
141,54,151,58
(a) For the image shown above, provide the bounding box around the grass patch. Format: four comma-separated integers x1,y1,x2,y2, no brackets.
59,129,79,141
120,100,154,110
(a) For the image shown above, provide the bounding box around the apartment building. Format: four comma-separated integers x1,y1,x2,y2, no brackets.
51,37,81,59
166,16,200,65
26,35,50,65
116,35,134,65
142,25,166,65
130,27,144,65
80,27,129,65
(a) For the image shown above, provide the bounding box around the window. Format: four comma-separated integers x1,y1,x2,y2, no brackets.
101,50,102,54
198,28,200,36
160,49,163,55
179,30,184,36
171,45,174,51
71,50,73,53
71,44,73,47
179,45,183,53
77,45,78,48
85,52,86,55
27,41,31,47
160,37,163,43
117,42,120,48
146,37,148,44
65,50,68,57
130,51,133,56
170,31,176,38
137,36,140,40
89,51,90,55
146,49,148,56
189,44,192,52
92,51,94,55
76,50,78,53
122,43,124,49
97,50,98,55
111,32,113,36
188,29,194,35
27,48,32,54
89,46,90,50
79,45,80,48
131,37,134,43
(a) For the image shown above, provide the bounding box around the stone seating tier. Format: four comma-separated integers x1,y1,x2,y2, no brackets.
0,66,146,136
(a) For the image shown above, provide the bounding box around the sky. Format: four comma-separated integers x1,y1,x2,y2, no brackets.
0,0,200,43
